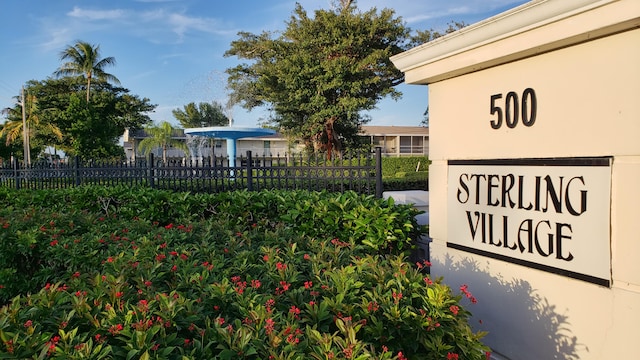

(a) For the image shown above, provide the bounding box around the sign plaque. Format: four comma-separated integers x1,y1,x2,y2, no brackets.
447,158,612,286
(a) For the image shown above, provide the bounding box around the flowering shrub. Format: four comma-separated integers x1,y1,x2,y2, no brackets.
0,187,489,359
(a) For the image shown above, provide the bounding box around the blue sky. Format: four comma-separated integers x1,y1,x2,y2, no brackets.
0,0,528,128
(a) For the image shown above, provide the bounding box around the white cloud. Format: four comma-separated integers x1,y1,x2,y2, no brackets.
138,9,236,43
167,13,232,39
67,6,127,21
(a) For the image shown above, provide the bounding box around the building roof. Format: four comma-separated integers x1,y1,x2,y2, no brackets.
360,125,429,136
127,125,428,140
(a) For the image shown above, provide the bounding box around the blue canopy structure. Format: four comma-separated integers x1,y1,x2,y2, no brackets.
183,126,276,167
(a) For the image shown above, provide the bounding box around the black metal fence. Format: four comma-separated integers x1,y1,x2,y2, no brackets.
0,148,383,197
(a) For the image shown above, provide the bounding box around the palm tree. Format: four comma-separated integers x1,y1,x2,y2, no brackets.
54,41,120,102
137,121,189,164
0,92,63,163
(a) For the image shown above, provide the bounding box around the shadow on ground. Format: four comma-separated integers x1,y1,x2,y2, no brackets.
435,255,587,360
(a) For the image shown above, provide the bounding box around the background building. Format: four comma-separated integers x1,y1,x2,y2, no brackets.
123,125,429,161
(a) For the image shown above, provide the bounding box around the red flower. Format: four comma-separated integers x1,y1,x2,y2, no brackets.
449,305,459,316
303,254,311,260
367,301,379,312
23,320,32,328
108,324,123,335
72,271,81,278
263,254,269,262
50,240,58,246
47,336,60,355
392,291,403,303
165,223,174,230
139,299,149,312
264,318,275,334
304,281,313,289
286,333,299,345
289,305,301,319
447,353,459,360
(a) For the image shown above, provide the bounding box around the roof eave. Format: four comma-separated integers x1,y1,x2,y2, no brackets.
391,0,640,84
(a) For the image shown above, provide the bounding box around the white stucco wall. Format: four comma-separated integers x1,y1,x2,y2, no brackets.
391,0,640,358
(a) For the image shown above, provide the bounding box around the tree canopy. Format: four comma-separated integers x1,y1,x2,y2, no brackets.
172,101,230,129
225,2,410,158
1,77,155,161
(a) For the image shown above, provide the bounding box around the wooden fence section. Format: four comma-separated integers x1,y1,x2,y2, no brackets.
0,149,383,197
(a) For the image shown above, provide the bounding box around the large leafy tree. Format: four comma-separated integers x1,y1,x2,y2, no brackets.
172,101,230,128
137,121,189,163
54,41,120,102
225,2,409,158
1,77,155,160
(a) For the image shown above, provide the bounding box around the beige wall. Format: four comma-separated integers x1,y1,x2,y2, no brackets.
392,1,640,359
429,29,640,161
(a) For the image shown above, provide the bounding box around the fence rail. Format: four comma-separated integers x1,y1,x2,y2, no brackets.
0,149,383,197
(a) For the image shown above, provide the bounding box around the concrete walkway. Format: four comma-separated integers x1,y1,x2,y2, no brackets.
383,190,429,226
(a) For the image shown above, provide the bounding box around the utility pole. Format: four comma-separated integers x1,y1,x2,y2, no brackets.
20,86,31,166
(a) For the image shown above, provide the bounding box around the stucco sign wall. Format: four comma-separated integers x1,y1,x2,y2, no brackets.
447,157,611,286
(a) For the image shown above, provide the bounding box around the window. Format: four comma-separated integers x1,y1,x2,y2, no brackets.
400,136,412,153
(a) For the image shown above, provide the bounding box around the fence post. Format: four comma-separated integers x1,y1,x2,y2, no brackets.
375,147,383,198
246,151,253,191
148,153,155,189
74,157,81,186
13,157,20,190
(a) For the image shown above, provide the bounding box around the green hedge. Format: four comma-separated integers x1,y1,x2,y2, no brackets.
0,187,490,359
383,172,428,191
381,156,429,178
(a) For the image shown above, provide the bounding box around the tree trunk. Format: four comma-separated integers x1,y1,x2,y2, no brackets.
162,144,167,164
86,73,92,102
325,116,337,161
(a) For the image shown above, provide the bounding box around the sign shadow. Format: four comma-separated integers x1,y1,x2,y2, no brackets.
435,255,588,360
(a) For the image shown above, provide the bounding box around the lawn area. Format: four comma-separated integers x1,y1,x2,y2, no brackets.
0,187,488,359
